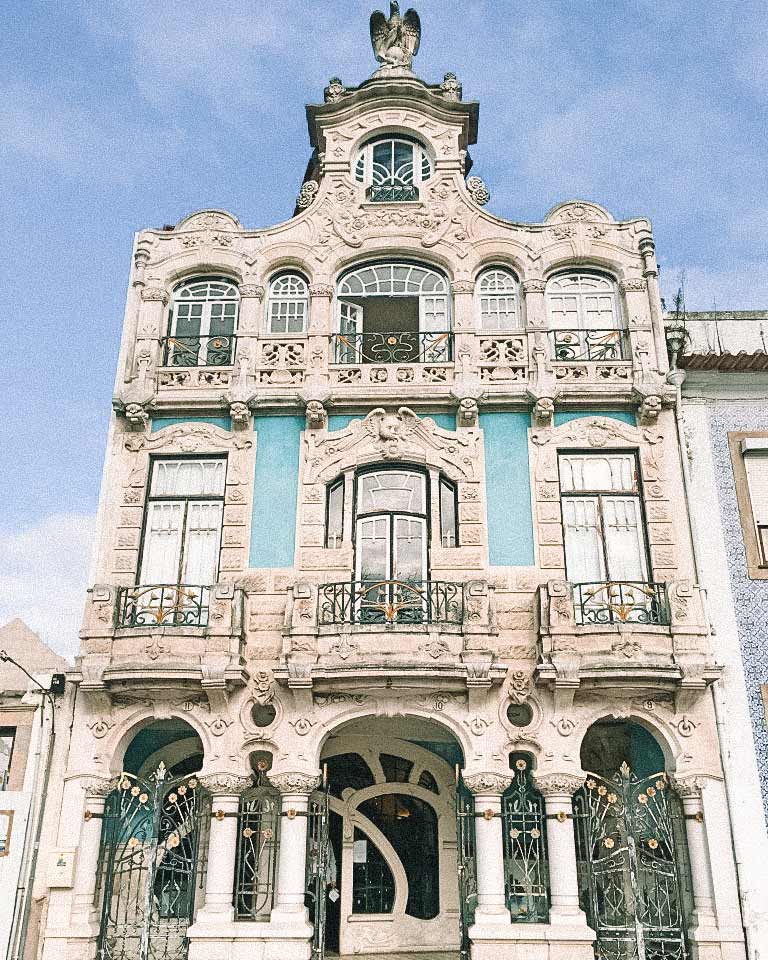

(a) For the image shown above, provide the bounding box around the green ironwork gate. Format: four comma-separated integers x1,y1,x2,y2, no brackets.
95,763,209,960
502,757,549,922
574,763,689,960
455,775,477,960
305,787,331,960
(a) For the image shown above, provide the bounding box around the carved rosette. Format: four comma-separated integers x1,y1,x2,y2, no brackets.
620,278,647,293
268,771,322,796
463,772,514,796
240,284,265,300
466,176,490,206
141,287,168,303
309,283,334,299
532,772,585,798
522,279,547,294
198,773,253,796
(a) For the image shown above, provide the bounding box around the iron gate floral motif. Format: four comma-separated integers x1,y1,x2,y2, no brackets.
95,764,209,960
234,772,280,920
305,789,331,960
502,758,549,922
455,778,477,960
574,764,688,960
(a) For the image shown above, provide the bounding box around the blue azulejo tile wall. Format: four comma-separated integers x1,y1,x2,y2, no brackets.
150,415,232,432
249,415,305,568
553,410,635,428
480,412,535,566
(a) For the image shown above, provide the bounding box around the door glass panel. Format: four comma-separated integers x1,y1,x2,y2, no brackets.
393,517,426,584
351,829,396,914
356,517,390,582
602,496,648,582
140,502,184,584
182,501,223,585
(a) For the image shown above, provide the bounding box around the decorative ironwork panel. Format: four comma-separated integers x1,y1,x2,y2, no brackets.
573,581,670,626
332,330,452,365
574,764,689,960
96,764,209,960
305,789,331,960
502,758,549,922
550,329,628,362
368,184,419,203
317,579,464,626
234,784,280,921
455,779,477,960
162,335,236,368
117,585,210,628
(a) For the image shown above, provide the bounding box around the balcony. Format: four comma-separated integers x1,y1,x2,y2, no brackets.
317,579,464,627
572,581,670,626
161,334,236,368
116,584,211,628
548,328,632,386
332,330,452,365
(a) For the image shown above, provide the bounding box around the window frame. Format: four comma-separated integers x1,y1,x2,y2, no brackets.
136,455,227,588
0,728,16,791
545,270,622,331
325,477,345,549
475,266,520,331
265,271,310,336
557,449,653,586
439,476,459,548
166,276,240,367
353,134,433,197
729,432,768,578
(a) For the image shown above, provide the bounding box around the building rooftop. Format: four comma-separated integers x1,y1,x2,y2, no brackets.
0,619,70,694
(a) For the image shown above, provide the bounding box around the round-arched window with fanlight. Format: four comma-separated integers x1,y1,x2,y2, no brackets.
353,135,433,202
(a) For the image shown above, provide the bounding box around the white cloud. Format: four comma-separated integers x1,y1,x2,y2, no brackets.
0,515,95,659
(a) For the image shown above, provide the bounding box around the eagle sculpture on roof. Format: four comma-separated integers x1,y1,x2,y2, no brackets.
370,2,421,71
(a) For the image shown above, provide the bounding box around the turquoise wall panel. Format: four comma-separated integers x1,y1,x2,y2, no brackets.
554,410,635,427
249,415,304,567
151,415,232,432
328,411,456,432
479,412,535,566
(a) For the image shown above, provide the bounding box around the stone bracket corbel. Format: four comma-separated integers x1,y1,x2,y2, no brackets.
114,352,156,429
286,661,314,714
223,355,256,428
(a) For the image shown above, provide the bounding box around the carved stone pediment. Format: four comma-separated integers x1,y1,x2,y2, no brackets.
304,406,479,483
125,422,252,454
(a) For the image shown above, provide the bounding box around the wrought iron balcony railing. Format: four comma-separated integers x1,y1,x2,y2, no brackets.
549,329,629,362
367,184,419,203
117,584,210,628
332,331,452,365
572,581,669,626
318,579,464,626
161,334,236,368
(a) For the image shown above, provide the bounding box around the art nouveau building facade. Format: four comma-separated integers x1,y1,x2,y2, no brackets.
38,38,752,960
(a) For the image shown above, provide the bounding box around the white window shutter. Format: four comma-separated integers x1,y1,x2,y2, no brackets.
562,497,605,583
602,496,648,582
182,501,223,585
745,453,768,525
139,502,184,584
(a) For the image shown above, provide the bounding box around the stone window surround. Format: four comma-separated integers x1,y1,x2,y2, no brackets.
728,431,768,579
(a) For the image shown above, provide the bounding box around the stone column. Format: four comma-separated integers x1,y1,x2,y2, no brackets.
638,238,669,374
463,772,513,927
135,286,168,373
71,778,116,928
268,771,320,930
194,773,252,924
673,777,719,935
533,773,593,932
308,283,333,385
237,283,264,384
522,279,551,394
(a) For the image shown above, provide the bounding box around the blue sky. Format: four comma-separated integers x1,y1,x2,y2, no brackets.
1,0,766,655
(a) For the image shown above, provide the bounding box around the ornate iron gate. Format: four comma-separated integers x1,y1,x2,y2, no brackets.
305,787,331,960
455,775,477,960
95,763,209,960
502,757,549,922
574,763,689,960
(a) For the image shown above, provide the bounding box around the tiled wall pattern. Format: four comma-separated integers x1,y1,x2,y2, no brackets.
709,402,768,815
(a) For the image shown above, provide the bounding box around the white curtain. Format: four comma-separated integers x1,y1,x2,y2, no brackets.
603,496,648,582
139,502,184,584
562,497,604,583
182,501,224,585
151,459,225,497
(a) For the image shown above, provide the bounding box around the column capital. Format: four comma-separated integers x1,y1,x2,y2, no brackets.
619,277,647,294
240,283,265,300
463,771,513,796
522,278,547,294
670,774,709,799
268,771,321,795
84,776,119,799
309,283,334,299
533,772,584,798
198,772,253,796
451,280,475,295
140,286,168,303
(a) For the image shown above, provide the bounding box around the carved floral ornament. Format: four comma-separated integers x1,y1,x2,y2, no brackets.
304,407,477,484
462,772,514,796
267,771,322,795
125,422,253,455
532,772,585,798
198,773,253,796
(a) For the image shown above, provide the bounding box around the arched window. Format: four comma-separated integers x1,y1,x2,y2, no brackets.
476,267,519,330
354,135,433,202
335,262,450,364
266,272,309,334
166,276,239,367
546,271,626,361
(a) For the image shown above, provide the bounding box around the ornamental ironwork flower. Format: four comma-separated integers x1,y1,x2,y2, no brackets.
121,779,131,790
509,828,521,839
131,786,140,797
638,794,648,805
168,833,180,848
586,779,597,790
607,793,618,804
168,793,177,804
178,785,187,795
188,778,198,789
262,829,274,840
128,837,139,848
530,828,541,839
597,785,607,796
139,793,148,804
647,786,657,797
603,837,615,849
648,838,659,850
515,759,527,771
243,827,254,838
656,779,666,790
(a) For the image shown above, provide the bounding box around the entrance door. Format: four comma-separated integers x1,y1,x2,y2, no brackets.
574,763,689,960
323,737,460,956
96,764,209,960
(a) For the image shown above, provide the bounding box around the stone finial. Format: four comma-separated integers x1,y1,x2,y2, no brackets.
440,72,462,101
324,77,346,102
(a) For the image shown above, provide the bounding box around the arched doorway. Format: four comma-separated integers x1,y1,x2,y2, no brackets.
320,715,463,956
95,720,209,960
574,720,692,960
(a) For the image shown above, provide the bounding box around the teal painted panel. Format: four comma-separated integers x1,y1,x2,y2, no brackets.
151,415,232,432
479,412,535,566
250,416,305,567
554,410,635,427
328,411,456,432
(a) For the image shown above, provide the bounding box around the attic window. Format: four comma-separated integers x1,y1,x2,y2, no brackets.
354,135,432,203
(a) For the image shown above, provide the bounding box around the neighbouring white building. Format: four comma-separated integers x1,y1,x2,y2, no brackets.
34,8,759,960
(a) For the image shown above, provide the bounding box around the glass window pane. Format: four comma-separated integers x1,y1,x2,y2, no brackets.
562,497,605,583
0,731,15,788
559,454,636,493
182,501,223,584
151,459,226,497
358,471,425,514
140,502,184,583
602,496,648,581
327,480,344,548
393,516,426,583
440,479,458,547
357,517,390,582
